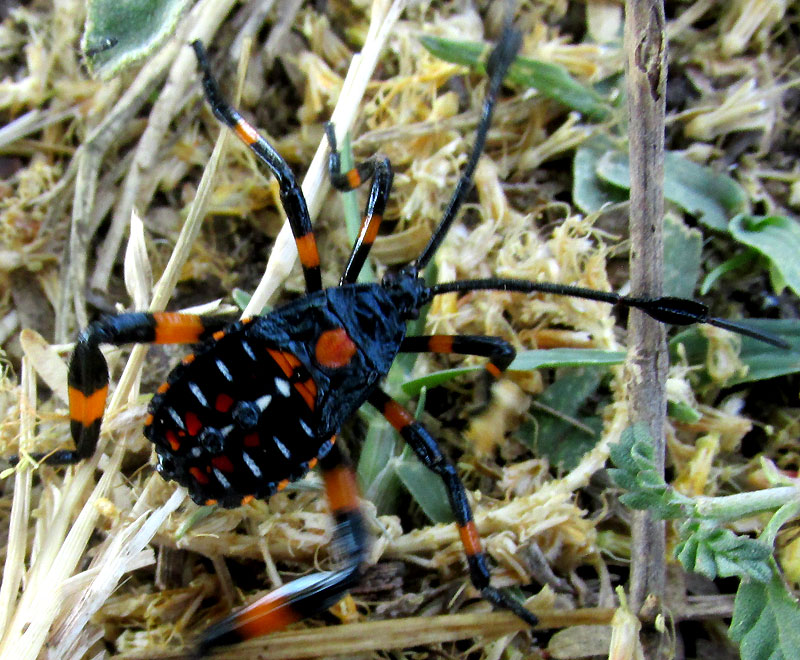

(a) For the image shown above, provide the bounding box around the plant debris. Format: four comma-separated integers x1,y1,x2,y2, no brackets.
1,1,799,659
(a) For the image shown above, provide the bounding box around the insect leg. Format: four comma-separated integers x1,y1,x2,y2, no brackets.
368,388,538,628
325,124,394,284
194,440,367,656
400,334,516,379
12,313,233,466
192,40,322,293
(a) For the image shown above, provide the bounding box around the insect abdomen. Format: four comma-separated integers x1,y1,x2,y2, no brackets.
146,318,327,507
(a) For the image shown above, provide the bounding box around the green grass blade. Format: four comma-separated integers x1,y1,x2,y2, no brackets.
419,35,610,120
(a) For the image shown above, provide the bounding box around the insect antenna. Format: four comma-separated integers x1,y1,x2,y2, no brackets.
412,27,522,272
403,26,787,351
423,278,790,349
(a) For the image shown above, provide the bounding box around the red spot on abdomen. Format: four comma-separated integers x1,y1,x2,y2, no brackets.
212,455,234,472
315,328,357,368
215,393,234,412
166,430,180,451
190,467,209,484
185,411,202,436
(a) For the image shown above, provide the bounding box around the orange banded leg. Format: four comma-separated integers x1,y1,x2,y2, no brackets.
367,388,537,627
192,40,322,293
325,124,394,284
11,312,232,466
325,123,381,194
400,334,515,380
195,441,367,656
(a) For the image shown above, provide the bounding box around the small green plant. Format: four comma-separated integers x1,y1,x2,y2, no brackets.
609,424,800,660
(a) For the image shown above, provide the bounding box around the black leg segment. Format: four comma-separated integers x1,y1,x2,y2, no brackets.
368,388,537,627
192,40,323,293
326,123,395,284
401,334,516,378
11,312,233,466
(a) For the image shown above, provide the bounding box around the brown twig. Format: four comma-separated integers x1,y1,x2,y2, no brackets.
623,0,668,657
115,608,617,659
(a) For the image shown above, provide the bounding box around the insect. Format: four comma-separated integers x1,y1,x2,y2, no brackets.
11,27,787,657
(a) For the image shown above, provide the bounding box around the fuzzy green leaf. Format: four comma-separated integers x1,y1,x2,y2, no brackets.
608,424,691,519
730,567,800,660
82,0,191,78
676,520,772,582
520,367,605,470
664,214,703,298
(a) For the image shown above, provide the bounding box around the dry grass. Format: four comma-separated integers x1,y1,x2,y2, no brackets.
0,1,798,659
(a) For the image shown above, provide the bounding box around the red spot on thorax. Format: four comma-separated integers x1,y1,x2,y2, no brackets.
315,328,357,368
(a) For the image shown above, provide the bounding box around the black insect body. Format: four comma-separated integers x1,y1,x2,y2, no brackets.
147,284,414,508
11,27,788,656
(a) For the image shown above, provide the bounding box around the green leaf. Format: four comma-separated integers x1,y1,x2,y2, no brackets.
231,288,252,311
596,151,749,231
510,348,626,371
393,446,453,523
573,138,628,213
400,366,481,397
608,424,692,519
619,491,662,511
521,368,605,470
418,35,484,68
419,35,610,120
761,499,800,549
729,215,800,297
663,214,702,298
730,566,800,660
82,0,191,78
357,413,403,515
661,150,751,230
510,57,611,120
699,250,759,295
676,520,772,582
670,319,800,385
667,400,702,423
400,348,625,397
175,503,217,539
